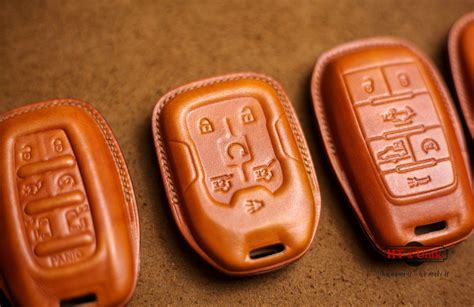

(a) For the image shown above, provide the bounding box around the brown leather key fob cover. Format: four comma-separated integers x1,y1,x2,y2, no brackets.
449,12,474,140
152,73,321,276
0,100,140,305
311,38,474,257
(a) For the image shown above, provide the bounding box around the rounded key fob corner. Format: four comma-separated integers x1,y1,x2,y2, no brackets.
0,99,140,305
311,37,474,257
153,73,321,276
449,11,474,140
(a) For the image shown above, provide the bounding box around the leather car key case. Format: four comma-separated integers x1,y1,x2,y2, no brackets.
311,37,474,257
152,73,321,276
449,11,474,140
0,100,140,305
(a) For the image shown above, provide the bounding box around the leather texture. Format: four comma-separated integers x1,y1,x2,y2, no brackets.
449,11,474,140
152,73,321,276
311,37,474,257
0,100,140,306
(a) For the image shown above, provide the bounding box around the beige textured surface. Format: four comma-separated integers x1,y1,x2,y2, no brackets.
1,0,473,305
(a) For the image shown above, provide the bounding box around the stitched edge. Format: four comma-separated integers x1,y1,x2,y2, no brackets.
153,74,316,208
311,36,472,256
448,12,474,134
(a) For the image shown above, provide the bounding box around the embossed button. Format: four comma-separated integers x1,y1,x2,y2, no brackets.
0,100,139,305
449,12,474,140
344,67,390,104
312,38,474,257
382,62,426,95
153,73,321,276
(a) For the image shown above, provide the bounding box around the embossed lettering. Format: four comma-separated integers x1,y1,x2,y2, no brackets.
50,249,82,267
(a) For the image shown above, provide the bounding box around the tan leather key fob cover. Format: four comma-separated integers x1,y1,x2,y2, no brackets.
152,73,321,276
311,38,474,257
0,100,140,305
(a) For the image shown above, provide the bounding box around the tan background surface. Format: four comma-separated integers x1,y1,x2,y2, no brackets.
1,0,473,305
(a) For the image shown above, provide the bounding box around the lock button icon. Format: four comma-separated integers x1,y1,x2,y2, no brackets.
398,73,410,87
362,78,374,94
240,107,255,124
53,138,64,153
199,118,214,134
